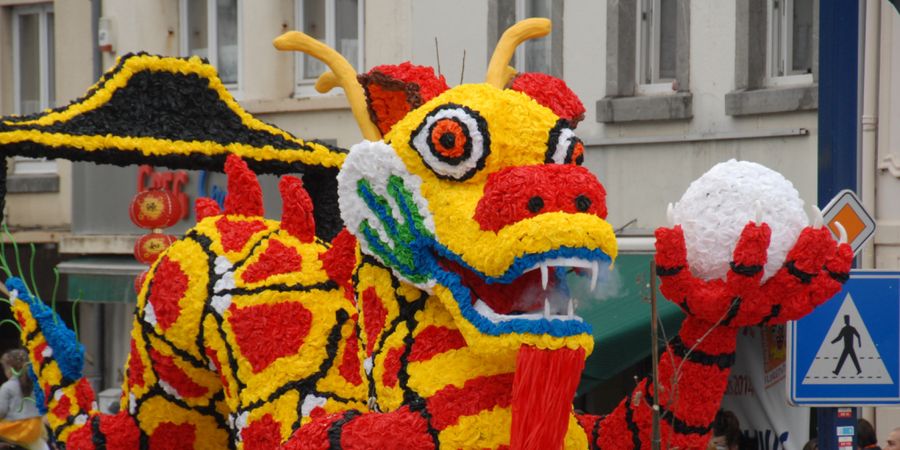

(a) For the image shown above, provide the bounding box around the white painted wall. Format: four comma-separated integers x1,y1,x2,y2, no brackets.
875,8,900,267
366,0,412,66
1,0,93,230
410,0,489,85
872,7,900,444
98,0,179,72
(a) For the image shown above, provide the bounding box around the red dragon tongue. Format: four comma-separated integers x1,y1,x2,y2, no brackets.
509,345,586,450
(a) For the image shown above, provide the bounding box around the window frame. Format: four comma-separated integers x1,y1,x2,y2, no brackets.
511,0,555,76
11,3,54,116
725,0,818,116
597,0,691,123
487,0,564,79
766,0,814,87
636,0,677,95
294,0,365,98
11,3,57,176
179,0,243,95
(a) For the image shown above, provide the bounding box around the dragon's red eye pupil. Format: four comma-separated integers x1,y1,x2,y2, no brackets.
431,119,467,158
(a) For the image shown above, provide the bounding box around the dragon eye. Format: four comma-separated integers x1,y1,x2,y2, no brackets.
546,120,584,165
410,104,490,181
431,119,467,158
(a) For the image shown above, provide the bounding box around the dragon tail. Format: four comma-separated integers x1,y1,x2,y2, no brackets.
8,277,140,449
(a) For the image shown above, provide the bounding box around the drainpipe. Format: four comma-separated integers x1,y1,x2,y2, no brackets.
860,0,879,270
859,0,880,426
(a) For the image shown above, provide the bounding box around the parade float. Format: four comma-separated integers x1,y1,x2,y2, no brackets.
0,18,851,450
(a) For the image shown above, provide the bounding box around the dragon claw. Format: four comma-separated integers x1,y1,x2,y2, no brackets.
751,224,854,324
785,226,836,271
654,225,688,270
655,219,853,328
825,242,854,275
728,222,770,279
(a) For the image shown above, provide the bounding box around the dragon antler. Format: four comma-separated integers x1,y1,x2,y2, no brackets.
274,31,382,142
485,17,551,88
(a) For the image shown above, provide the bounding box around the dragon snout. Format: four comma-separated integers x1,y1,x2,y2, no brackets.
474,165,608,232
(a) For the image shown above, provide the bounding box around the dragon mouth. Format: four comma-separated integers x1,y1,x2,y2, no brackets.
437,253,608,324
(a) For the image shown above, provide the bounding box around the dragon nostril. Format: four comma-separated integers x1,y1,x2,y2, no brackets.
439,132,456,149
527,196,544,213
574,195,592,212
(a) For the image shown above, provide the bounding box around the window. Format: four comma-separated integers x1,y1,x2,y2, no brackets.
637,0,679,94
12,4,57,175
766,0,814,86
12,4,54,116
489,0,563,78
295,0,364,96
180,0,240,88
597,0,691,123
726,0,818,116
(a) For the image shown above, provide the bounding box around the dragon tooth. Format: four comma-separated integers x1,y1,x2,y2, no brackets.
567,298,575,317
590,261,599,292
544,298,551,319
541,264,549,290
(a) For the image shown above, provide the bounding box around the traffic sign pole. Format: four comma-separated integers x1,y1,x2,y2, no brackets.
816,408,857,450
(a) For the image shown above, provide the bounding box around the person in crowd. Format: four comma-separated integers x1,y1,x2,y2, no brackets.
708,410,742,450
803,438,818,450
885,427,900,450
0,349,47,450
858,418,881,450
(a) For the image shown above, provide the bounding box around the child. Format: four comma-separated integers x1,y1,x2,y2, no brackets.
0,349,47,450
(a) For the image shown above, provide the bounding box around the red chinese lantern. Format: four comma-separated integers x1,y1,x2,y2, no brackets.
134,233,177,264
129,189,181,230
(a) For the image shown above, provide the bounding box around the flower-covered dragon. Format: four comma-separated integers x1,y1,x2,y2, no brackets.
0,19,852,450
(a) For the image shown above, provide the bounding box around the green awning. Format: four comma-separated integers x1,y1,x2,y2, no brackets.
57,257,144,303
575,253,685,394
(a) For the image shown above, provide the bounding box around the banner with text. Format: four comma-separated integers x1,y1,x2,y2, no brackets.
722,326,810,450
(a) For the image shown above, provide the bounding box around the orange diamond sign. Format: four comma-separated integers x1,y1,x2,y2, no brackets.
821,190,875,255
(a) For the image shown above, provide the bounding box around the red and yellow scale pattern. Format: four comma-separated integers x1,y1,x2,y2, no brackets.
122,220,365,449
120,166,369,449
15,156,598,450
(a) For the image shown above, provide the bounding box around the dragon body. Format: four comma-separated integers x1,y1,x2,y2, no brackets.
1,19,852,450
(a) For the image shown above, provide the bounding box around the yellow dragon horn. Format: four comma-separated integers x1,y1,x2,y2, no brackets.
273,31,382,142
485,18,552,89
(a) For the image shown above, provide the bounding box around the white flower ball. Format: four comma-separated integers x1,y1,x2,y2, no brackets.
670,159,809,281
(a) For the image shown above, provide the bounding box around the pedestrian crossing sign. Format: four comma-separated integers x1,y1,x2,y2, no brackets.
788,270,900,405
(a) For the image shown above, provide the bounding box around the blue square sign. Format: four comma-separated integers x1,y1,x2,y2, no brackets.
788,270,900,405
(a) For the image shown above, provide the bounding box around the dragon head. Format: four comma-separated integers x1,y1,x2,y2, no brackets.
276,19,617,356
